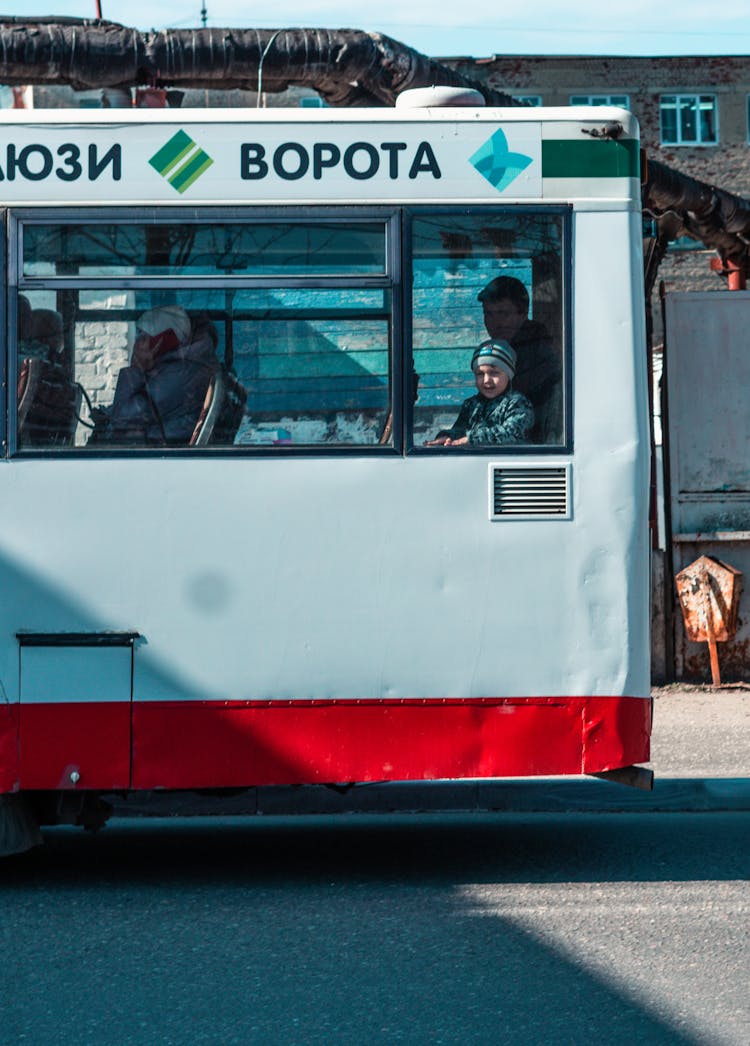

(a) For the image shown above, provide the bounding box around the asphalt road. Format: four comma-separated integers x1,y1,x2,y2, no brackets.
2,811,749,1046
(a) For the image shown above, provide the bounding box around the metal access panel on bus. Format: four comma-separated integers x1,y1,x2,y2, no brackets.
18,639,133,790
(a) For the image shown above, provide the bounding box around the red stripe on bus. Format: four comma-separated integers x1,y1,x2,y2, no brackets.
0,703,19,792
8,695,650,791
133,695,651,789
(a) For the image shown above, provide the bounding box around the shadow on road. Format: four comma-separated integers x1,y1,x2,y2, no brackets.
3,813,746,1044
10,809,749,884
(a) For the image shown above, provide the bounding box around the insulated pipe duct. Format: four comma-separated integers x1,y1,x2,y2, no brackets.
0,19,516,107
642,158,750,266
3,18,750,266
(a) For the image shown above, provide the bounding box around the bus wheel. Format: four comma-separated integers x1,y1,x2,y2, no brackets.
0,794,43,857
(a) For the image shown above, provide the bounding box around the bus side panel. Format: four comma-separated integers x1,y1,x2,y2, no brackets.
18,703,131,790
0,703,19,792
581,694,651,773
131,696,650,790
572,208,651,701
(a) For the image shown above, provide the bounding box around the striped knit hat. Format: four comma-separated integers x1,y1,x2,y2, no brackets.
471,339,517,379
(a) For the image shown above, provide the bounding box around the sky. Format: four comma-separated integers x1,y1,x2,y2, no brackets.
2,1,750,58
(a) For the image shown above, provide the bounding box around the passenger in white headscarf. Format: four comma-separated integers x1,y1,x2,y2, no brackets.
92,305,218,445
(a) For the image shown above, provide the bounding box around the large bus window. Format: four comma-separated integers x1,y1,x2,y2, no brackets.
15,215,394,452
16,288,392,450
411,211,566,449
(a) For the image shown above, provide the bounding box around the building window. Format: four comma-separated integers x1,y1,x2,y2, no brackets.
660,95,718,145
570,94,630,108
512,95,542,107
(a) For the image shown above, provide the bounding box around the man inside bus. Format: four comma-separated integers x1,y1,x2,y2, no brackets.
478,275,562,443
425,339,534,446
18,302,64,360
30,308,64,356
90,304,219,446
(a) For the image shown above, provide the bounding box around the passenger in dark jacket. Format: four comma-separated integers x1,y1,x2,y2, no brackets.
478,275,562,443
426,339,534,446
93,305,218,446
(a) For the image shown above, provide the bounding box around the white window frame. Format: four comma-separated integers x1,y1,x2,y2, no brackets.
660,94,718,146
569,94,630,108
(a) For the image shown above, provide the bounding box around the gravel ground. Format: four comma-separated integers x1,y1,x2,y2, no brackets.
648,684,750,777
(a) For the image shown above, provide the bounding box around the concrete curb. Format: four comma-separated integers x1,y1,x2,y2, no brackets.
108,777,750,819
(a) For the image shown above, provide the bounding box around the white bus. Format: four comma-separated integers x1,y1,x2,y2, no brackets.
0,93,650,847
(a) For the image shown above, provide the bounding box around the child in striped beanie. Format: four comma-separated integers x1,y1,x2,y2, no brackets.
425,338,534,446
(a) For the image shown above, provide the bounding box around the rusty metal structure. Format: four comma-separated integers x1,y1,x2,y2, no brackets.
675,556,743,685
662,290,750,684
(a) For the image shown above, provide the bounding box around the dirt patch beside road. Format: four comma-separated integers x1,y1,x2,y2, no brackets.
648,685,750,777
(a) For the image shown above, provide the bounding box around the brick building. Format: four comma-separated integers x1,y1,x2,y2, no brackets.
446,54,750,189
444,54,750,312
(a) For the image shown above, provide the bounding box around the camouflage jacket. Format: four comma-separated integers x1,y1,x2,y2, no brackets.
440,389,535,445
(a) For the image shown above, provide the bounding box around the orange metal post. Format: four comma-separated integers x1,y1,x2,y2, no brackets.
710,256,747,289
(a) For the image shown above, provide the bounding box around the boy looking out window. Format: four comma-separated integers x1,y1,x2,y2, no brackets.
426,340,534,446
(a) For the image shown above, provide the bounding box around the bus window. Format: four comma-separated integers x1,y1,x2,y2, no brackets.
15,215,395,451
411,210,567,449
229,288,391,446
22,221,387,278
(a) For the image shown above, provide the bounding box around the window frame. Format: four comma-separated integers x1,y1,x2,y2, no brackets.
8,203,572,459
0,207,6,456
404,204,573,457
14,208,396,285
569,94,630,109
659,93,719,146
9,205,403,458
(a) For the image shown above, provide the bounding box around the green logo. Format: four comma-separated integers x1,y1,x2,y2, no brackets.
149,130,213,193
470,129,531,193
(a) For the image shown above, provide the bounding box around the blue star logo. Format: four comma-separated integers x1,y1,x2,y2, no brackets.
469,129,532,192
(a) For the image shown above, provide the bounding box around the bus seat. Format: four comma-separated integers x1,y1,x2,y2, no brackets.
190,368,225,446
189,367,248,447
17,356,81,447
210,368,247,445
17,356,43,431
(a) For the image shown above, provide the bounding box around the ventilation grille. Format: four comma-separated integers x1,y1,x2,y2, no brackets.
490,465,570,519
